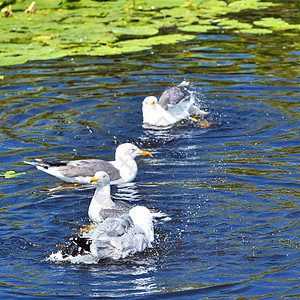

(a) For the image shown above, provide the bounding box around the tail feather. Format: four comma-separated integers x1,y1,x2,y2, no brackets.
24,159,49,168
179,80,189,87
24,159,68,168
61,237,92,258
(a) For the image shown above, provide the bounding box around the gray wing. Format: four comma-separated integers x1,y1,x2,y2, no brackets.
86,215,133,240
89,215,148,259
100,201,132,220
59,215,133,259
24,158,121,181
60,159,121,181
158,82,191,110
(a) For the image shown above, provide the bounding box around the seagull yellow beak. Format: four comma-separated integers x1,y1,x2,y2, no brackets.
138,150,153,157
89,177,99,183
150,100,155,105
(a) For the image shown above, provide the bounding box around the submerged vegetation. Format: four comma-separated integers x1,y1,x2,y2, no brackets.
0,0,299,66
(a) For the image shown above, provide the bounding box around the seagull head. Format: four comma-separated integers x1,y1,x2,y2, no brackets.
115,143,152,160
89,171,110,186
142,96,157,107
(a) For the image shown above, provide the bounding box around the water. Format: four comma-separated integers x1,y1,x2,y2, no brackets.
0,24,299,299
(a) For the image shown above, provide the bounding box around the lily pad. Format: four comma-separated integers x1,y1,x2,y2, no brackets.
254,17,300,30
128,0,186,10
217,18,253,30
238,28,273,34
91,33,196,55
178,24,217,33
228,0,277,12
112,26,159,37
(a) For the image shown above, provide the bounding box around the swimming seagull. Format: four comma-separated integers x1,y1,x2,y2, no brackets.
87,171,168,223
48,172,169,263
142,81,208,127
47,171,170,263
88,171,132,223
49,205,154,263
24,143,152,185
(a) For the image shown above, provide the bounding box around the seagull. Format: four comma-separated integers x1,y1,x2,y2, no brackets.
49,205,154,263
24,143,152,185
87,171,168,224
142,81,208,127
48,172,169,263
88,171,132,224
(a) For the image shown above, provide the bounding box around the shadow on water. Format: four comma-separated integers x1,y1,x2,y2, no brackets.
0,16,299,299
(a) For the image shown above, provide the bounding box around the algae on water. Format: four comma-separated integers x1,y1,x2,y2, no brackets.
0,170,26,178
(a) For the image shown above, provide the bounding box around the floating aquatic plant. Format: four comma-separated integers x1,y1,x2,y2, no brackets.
0,170,26,178
254,17,300,31
0,0,298,66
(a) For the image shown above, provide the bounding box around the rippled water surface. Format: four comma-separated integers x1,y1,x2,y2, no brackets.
0,25,299,298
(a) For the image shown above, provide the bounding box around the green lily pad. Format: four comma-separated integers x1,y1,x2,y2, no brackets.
217,18,252,30
112,25,159,36
91,33,196,55
254,17,289,28
196,0,228,18
129,0,186,10
228,0,277,12
238,28,273,34
254,17,300,30
160,6,199,19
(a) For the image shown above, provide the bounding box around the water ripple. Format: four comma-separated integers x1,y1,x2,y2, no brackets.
0,29,299,298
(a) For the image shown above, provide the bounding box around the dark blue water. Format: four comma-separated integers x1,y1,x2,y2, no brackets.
0,30,299,298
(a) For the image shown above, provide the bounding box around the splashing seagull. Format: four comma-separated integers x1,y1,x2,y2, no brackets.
48,172,154,263
24,143,152,185
48,172,169,263
49,206,154,263
142,81,209,127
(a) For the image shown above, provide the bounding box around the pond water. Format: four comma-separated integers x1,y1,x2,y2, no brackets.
0,26,299,298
